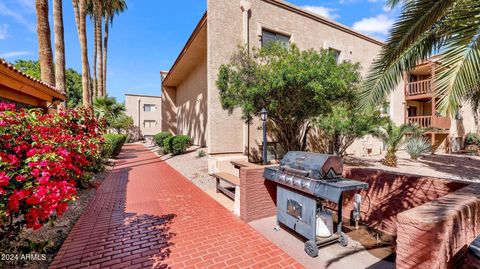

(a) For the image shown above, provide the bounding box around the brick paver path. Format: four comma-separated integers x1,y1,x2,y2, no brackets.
50,144,301,269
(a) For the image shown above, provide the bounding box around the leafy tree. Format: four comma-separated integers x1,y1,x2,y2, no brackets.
217,43,361,151
65,68,83,108
372,121,410,167
111,114,133,134
12,60,83,108
361,0,480,114
12,60,41,79
316,102,386,156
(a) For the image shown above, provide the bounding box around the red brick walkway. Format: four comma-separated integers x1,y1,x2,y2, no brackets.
50,144,301,269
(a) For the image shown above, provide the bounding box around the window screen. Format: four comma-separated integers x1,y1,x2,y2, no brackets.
144,104,156,112
262,30,290,48
143,120,156,128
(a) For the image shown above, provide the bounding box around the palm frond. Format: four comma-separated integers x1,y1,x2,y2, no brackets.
435,19,480,114
361,29,443,108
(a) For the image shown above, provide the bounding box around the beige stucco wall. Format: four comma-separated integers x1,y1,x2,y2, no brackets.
206,0,386,156
207,0,245,154
175,55,208,146
125,94,162,137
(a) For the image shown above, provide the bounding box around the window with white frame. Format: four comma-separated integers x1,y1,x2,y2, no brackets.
143,120,156,128
143,104,156,112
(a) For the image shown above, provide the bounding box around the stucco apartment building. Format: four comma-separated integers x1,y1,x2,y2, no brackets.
125,93,162,139
160,0,477,169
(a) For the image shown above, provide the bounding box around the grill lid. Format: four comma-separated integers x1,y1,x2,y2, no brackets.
279,151,343,180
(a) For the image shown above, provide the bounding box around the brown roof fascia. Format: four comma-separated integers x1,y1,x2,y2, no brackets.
0,60,66,99
162,12,207,86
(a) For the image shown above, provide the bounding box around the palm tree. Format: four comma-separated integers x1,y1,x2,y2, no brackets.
467,89,480,133
53,0,67,108
93,96,125,129
372,121,409,167
361,0,480,114
103,0,127,96
35,0,55,86
88,0,104,97
72,0,91,107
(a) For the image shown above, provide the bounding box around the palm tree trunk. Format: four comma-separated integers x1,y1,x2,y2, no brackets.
103,19,109,96
53,0,67,108
92,20,97,97
73,0,91,107
35,0,55,86
96,15,104,97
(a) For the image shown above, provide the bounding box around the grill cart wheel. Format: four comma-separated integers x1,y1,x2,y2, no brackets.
339,232,348,247
304,240,319,257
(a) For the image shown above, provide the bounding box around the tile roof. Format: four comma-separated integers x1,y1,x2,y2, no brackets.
0,59,65,96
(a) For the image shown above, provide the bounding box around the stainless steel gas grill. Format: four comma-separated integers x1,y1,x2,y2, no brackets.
263,151,368,257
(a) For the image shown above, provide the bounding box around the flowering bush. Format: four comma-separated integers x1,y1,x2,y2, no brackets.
0,103,104,235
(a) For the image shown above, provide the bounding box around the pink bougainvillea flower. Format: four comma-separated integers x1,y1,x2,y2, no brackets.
0,171,9,186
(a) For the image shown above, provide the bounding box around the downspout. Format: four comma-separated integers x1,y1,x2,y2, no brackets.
241,0,251,161
137,98,141,134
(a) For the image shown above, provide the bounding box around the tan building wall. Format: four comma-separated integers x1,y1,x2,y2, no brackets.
206,0,386,156
125,94,162,138
175,56,208,146
164,0,480,158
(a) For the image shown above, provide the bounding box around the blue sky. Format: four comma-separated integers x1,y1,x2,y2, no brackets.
0,0,398,102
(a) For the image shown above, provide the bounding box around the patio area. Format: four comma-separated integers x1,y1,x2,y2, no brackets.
345,151,480,183
50,144,298,269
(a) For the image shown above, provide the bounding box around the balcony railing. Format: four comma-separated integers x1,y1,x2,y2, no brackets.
406,115,451,129
406,79,432,96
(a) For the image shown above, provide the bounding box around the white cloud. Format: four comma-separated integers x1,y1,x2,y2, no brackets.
352,14,394,37
0,51,32,58
0,3,36,32
0,24,8,40
302,5,340,20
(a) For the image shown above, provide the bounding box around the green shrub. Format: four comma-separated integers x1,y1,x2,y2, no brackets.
154,132,173,147
103,134,127,158
163,136,173,154
405,137,431,160
465,132,480,146
196,149,206,158
163,135,191,155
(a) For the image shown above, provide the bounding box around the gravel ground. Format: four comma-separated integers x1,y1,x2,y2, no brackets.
143,142,215,191
345,150,480,183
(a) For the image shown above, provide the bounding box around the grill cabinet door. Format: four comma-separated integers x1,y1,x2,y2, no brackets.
277,185,316,241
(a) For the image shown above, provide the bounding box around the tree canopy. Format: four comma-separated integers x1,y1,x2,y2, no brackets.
315,97,386,156
217,43,362,151
12,59,83,108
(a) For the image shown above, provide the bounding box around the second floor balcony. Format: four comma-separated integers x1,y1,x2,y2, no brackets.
406,79,432,99
406,115,451,130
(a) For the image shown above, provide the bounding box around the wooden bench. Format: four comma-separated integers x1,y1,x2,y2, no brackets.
212,172,240,200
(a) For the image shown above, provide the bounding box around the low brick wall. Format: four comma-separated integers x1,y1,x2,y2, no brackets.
396,184,480,269
343,167,467,235
239,165,277,222
238,165,478,268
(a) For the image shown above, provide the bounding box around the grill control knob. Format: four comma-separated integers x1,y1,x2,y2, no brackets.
301,180,310,189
